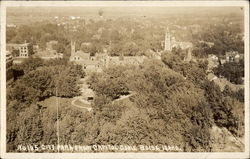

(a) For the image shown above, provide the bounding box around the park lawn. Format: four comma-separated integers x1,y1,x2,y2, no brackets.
38,96,90,112
73,98,92,108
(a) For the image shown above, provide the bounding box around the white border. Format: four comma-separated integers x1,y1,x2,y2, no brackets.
1,1,249,159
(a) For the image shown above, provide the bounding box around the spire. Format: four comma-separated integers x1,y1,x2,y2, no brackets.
71,40,75,54
164,28,171,51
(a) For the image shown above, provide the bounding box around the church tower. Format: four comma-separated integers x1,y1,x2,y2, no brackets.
164,28,171,51
71,41,76,55
185,48,192,62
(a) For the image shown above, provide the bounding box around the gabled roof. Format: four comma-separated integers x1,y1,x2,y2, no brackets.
71,50,90,60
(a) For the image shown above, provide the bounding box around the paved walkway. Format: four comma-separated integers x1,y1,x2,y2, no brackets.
71,76,94,112
71,96,92,111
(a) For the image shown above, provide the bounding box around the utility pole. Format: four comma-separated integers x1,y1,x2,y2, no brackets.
237,114,240,138
56,86,60,152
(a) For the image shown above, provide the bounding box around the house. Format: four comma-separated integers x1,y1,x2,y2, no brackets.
46,40,58,51
199,40,214,48
19,43,29,57
225,51,243,63
7,24,17,28
36,50,63,60
208,54,219,61
35,41,63,60
105,56,145,67
7,41,32,58
70,50,91,61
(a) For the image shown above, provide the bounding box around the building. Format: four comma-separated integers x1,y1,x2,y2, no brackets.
225,51,243,63
7,41,32,58
7,24,17,28
35,41,63,60
107,56,145,66
163,28,193,62
164,29,193,51
46,40,58,51
19,43,29,57
70,41,146,73
70,41,105,72
35,50,63,60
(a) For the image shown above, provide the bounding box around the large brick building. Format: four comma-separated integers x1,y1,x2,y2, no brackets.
164,29,193,52
69,41,146,73
163,28,193,61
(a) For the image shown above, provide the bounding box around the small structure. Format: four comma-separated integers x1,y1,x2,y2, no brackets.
70,50,90,61
35,40,63,59
225,51,243,63
84,88,95,102
46,40,58,51
209,54,219,61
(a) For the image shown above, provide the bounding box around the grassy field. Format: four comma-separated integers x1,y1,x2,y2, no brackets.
37,96,88,112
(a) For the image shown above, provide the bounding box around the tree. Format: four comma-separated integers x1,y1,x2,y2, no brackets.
18,57,45,74
11,49,19,57
69,64,86,78
22,67,55,100
56,71,81,97
213,59,244,84
16,105,44,145
200,22,244,56
9,80,40,105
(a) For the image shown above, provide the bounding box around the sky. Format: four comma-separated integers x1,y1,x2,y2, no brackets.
7,6,243,18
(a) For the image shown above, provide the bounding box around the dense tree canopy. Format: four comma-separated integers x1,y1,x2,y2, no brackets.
213,59,244,84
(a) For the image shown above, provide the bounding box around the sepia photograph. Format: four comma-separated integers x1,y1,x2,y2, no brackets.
0,1,249,158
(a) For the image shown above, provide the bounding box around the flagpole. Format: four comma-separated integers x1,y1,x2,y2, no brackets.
56,85,60,152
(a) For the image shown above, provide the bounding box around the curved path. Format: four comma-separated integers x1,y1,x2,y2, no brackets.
70,76,94,111
71,97,93,111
